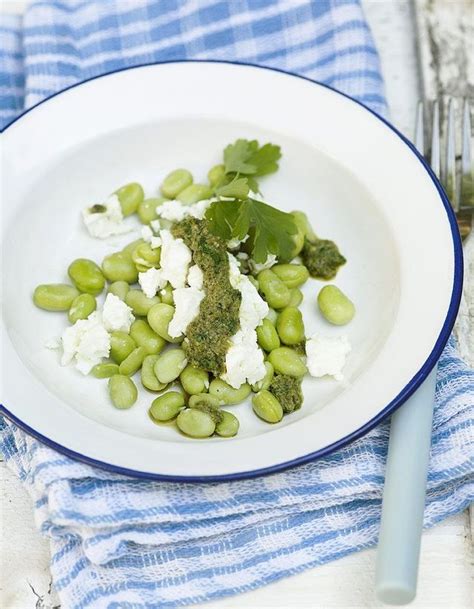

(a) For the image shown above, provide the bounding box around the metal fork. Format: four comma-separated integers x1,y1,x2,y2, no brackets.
418,99,473,237
375,98,472,605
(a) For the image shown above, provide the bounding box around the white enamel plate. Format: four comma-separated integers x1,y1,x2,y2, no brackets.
1,61,462,481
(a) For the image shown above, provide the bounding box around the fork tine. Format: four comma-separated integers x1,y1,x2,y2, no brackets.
460,98,473,208
415,101,424,155
445,98,458,209
430,100,441,179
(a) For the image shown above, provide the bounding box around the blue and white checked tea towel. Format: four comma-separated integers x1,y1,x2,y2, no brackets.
1,1,473,607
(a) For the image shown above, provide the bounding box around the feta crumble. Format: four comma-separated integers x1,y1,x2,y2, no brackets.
44,337,61,350
187,265,204,290
159,229,192,289
221,254,269,388
306,334,351,381
228,234,249,250
168,286,205,338
156,199,213,223
139,267,166,298
141,225,161,249
82,195,131,239
102,293,135,333
61,312,110,375
249,253,277,273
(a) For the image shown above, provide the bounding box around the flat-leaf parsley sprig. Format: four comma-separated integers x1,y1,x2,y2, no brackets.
206,139,298,263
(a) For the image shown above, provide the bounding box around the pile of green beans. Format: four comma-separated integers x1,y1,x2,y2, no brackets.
31,160,356,441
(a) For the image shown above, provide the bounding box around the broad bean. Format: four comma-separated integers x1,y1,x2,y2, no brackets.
119,346,147,376
215,411,239,437
109,331,136,364
288,288,303,307
317,285,355,325
268,347,307,377
141,354,167,391
258,269,291,309
160,169,193,199
176,408,215,438
256,318,280,352
276,307,305,345
159,284,174,305
147,303,181,343
252,390,283,423
91,362,119,378
188,393,220,409
130,319,165,354
209,379,251,405
291,210,317,242
207,164,225,186
251,361,274,392
108,374,138,409
177,184,213,204
180,365,209,395
115,182,144,216
125,289,160,316
131,243,160,271
107,280,130,301
68,293,96,323
149,392,185,422
272,264,309,289
33,284,79,311
138,197,164,224
122,239,145,255
102,252,138,283
68,258,105,295
154,348,187,384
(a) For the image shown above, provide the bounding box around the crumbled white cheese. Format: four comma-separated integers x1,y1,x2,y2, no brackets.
61,312,110,375
156,199,213,223
228,254,268,329
189,199,213,219
168,287,205,338
102,293,135,333
150,219,161,232
306,334,351,381
156,200,188,222
249,253,277,273
187,265,204,290
221,254,268,388
141,225,153,241
44,337,61,350
222,328,266,388
228,235,249,250
139,267,166,298
159,229,192,289
141,225,161,249
82,195,131,239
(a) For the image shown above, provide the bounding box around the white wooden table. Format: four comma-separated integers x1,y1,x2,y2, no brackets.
1,1,472,607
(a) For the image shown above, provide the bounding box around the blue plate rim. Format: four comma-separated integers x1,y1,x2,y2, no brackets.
0,59,464,483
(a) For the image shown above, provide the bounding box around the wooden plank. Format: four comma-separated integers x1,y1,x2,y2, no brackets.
414,0,474,101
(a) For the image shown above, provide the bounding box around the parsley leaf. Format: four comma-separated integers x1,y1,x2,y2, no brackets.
206,197,298,263
224,140,259,175
205,199,241,241
223,139,282,182
215,177,250,199
248,143,282,176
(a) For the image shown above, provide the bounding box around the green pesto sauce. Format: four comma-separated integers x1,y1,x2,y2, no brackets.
269,374,303,414
172,218,241,376
301,237,346,281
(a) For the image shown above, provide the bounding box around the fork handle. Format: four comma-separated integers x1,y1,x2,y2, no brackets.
375,366,437,605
